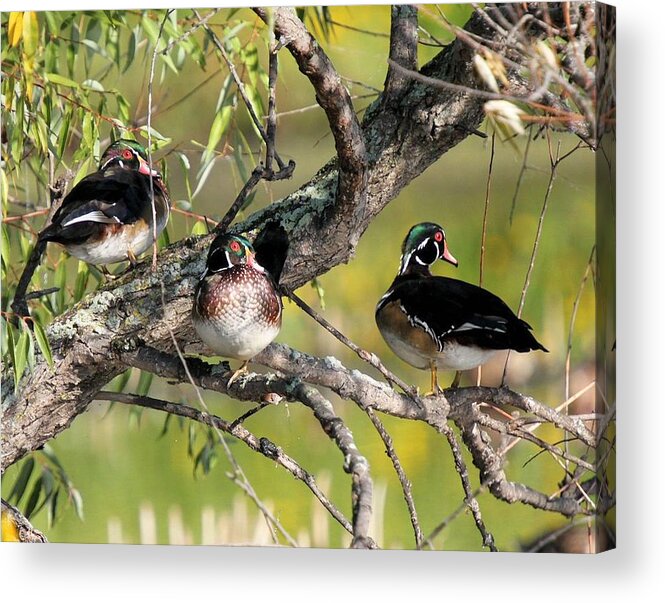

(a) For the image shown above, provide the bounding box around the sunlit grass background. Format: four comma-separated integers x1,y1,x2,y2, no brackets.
2,4,607,550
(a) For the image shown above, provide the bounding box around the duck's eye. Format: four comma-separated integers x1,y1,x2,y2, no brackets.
229,240,241,253
434,231,443,242
122,149,133,160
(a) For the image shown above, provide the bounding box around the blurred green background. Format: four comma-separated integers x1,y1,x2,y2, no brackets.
2,4,606,550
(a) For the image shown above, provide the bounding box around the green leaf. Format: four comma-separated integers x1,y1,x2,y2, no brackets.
7,322,18,393
159,413,173,438
47,488,60,527
24,475,43,519
73,260,90,302
31,467,55,517
311,278,326,310
54,259,67,314
57,107,73,161
201,105,233,168
136,370,153,397
1,224,11,272
190,220,209,237
46,72,80,89
107,368,132,393
70,487,84,521
40,444,68,478
157,225,170,248
191,155,217,200
32,320,54,367
14,327,31,386
187,422,196,458
123,28,137,73
8,457,35,505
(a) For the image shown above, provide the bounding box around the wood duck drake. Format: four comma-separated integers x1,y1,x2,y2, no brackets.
375,222,548,391
192,223,288,387
38,139,170,270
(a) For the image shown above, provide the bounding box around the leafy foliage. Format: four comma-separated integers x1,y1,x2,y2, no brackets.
1,8,282,525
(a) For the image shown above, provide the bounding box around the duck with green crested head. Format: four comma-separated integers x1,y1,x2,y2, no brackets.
375,222,548,392
38,139,170,270
192,223,289,387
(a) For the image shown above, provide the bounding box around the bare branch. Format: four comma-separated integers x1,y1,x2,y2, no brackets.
438,423,497,551
95,385,353,536
295,385,376,549
383,5,419,102
253,7,368,242
365,406,423,548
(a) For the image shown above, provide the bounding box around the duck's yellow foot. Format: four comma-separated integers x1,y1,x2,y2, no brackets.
424,363,444,395
226,361,249,390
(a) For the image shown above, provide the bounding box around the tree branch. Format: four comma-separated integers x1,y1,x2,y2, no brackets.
114,343,603,520
94,386,354,536
383,4,419,102
253,7,368,246
2,6,606,528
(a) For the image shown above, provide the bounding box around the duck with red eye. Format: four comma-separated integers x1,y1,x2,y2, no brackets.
38,139,170,272
375,222,547,392
192,229,287,388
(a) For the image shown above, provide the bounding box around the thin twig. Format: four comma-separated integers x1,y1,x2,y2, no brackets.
96,389,352,538
365,406,423,548
479,132,495,289
194,8,285,170
295,383,376,549
387,60,587,120
10,175,70,323
215,165,265,233
439,423,498,551
509,133,532,224
419,487,483,550
161,8,220,55
565,246,596,400
146,9,172,271
265,19,278,173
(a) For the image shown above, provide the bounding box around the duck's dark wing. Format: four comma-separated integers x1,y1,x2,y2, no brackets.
39,170,150,245
378,275,547,353
253,221,289,285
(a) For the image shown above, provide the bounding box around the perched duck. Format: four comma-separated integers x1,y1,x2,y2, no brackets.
375,222,547,391
38,139,170,271
192,223,289,386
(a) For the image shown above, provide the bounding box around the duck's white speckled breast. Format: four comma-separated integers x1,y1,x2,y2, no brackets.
192,265,281,360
